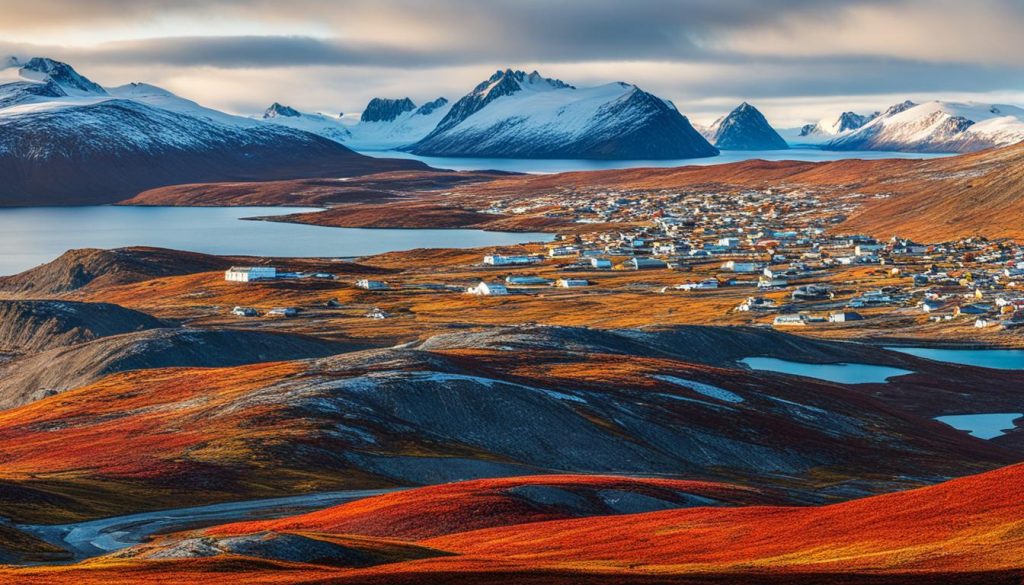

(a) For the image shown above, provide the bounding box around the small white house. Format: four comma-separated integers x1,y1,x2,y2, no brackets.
356,279,390,290
467,282,509,296
231,306,258,317
590,257,612,269
225,266,276,283
267,307,299,317
365,307,390,319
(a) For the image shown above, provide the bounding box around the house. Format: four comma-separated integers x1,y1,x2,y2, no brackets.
975,318,995,328
483,255,539,266
267,307,299,317
737,296,776,311
556,278,589,288
829,311,864,323
365,307,389,319
548,246,578,257
954,304,993,317
721,261,760,273
590,257,612,269
356,279,390,290
225,266,276,283
757,276,786,290
628,258,667,270
792,285,833,300
675,279,719,291
920,299,944,313
467,282,509,296
231,306,257,317
773,314,808,326
506,275,551,285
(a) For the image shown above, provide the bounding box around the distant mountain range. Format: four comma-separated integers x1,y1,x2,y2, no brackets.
0,57,425,205
790,100,1024,152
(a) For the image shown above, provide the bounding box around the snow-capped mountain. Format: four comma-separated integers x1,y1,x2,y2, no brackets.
824,100,1024,152
0,58,423,205
409,69,717,160
703,102,787,150
259,102,351,143
796,111,878,142
347,96,452,150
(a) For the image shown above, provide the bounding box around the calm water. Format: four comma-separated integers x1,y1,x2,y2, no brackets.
363,148,952,174
0,206,553,276
740,357,913,384
886,347,1024,370
935,413,1023,440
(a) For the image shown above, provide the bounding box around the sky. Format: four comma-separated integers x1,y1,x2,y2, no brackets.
1,0,1022,127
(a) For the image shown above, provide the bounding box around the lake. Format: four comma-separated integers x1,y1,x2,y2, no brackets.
885,347,1024,370
0,206,554,276
362,147,952,174
740,357,913,384
934,413,1023,440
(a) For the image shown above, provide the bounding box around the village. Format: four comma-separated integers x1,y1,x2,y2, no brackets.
207,183,1024,347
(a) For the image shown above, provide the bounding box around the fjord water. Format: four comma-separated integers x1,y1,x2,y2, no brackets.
364,147,952,174
886,347,1024,370
0,206,553,276
740,357,913,384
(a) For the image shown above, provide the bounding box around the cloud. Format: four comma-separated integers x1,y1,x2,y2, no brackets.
1,0,1021,126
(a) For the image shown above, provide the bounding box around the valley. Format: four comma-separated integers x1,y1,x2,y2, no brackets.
1,12,1023,582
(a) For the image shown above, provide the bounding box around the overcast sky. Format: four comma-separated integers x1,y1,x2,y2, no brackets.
2,0,1022,126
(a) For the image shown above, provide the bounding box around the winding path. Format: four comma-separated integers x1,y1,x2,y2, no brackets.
18,488,400,562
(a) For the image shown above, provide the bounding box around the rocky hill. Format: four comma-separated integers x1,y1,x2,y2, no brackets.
0,247,235,293
0,328,357,410
0,300,165,354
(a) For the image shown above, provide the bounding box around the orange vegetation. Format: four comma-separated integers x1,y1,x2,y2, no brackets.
3,466,1021,583
207,475,768,540
422,462,1024,575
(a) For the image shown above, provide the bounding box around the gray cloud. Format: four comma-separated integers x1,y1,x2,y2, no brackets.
1,0,1021,126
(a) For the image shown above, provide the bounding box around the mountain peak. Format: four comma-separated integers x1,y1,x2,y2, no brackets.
707,102,788,150
361,97,417,123
18,57,107,95
883,100,917,117
2,56,18,69
263,102,301,119
415,97,448,116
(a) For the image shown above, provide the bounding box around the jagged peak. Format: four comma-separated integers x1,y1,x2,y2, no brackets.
18,57,107,95
415,97,448,116
361,97,417,122
263,102,301,119
883,100,917,117
473,69,574,97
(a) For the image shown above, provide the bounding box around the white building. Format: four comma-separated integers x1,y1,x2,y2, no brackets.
225,266,276,283
483,255,539,266
721,261,759,273
590,257,612,269
356,279,390,290
557,278,589,288
467,282,509,296
773,314,808,326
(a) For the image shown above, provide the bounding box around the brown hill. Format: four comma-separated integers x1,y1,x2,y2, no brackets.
0,300,165,354
0,247,234,293
122,170,515,207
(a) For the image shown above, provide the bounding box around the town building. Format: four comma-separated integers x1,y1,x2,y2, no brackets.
225,266,276,283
